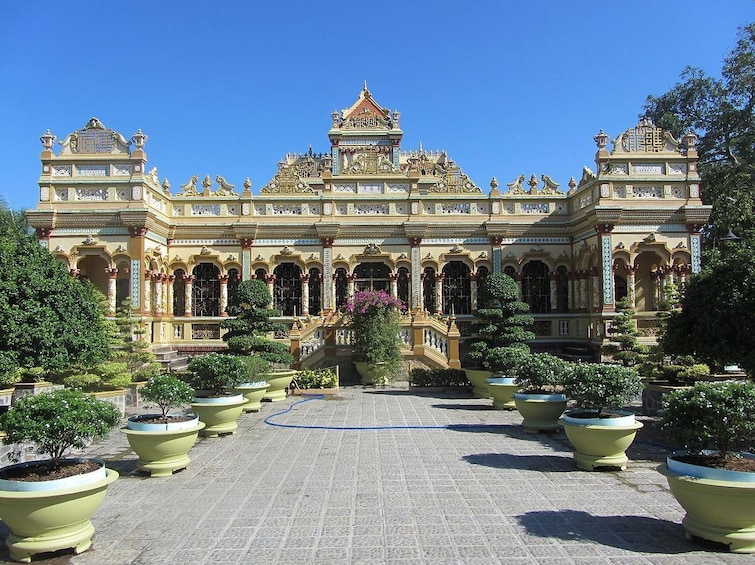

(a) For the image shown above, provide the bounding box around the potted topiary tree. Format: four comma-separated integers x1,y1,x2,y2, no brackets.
465,273,534,398
222,279,295,401
345,289,404,385
485,344,530,410
121,373,204,477
561,363,644,471
512,352,571,432
187,353,249,437
0,389,120,562
657,380,755,553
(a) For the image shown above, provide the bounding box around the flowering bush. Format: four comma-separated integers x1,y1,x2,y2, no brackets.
345,290,404,380
140,373,195,417
514,353,571,393
563,363,642,416
187,353,248,396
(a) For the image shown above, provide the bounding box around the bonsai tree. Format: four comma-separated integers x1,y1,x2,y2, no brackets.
0,389,121,472
345,289,404,381
486,343,531,377
661,380,755,467
514,353,571,394
563,363,643,417
187,352,248,397
140,373,195,418
466,273,534,369
603,297,647,367
221,279,293,366
110,297,161,382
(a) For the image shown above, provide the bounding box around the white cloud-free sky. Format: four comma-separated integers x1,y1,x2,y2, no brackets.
1,1,752,210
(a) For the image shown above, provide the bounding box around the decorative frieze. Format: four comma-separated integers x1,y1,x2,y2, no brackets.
52,165,72,176
76,188,108,201
387,183,409,193
272,204,302,215
520,203,549,214
54,188,69,201
632,186,662,198
333,184,357,193
354,204,389,215
191,204,220,216
77,165,108,177
358,183,382,194
113,164,132,176
632,163,664,175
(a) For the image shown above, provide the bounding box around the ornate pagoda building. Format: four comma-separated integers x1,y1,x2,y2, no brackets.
27,85,711,368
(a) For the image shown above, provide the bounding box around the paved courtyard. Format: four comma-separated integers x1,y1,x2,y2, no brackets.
2,385,752,564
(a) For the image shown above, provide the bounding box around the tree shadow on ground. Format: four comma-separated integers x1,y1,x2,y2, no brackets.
462,452,573,471
431,402,495,411
516,509,728,554
361,388,474,399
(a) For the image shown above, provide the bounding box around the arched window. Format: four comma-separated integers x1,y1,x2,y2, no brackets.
227,268,240,310
503,265,517,279
173,269,185,316
273,263,302,316
116,260,130,308
522,260,550,314
442,261,471,315
192,263,220,316
423,267,436,312
397,267,410,307
309,267,322,316
254,268,266,280
334,268,348,310
354,262,390,292
556,265,569,312
614,274,628,302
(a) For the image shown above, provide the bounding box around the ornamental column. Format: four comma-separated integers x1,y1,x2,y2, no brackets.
389,273,398,300
154,274,164,315
650,271,660,311
489,236,503,273
590,267,600,311
166,275,175,316
218,274,229,316
105,268,118,314
300,273,310,316
596,223,615,311
265,274,276,309
568,271,577,312
347,274,356,301
469,273,479,313
239,238,254,281
548,272,558,311
419,272,426,311
128,227,148,313
687,223,703,274
624,265,638,308
435,273,444,315
409,237,422,310
184,275,195,317
321,237,335,312
578,271,588,311
143,270,153,315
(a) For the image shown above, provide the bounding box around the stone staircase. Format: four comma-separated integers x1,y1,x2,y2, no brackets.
151,346,189,372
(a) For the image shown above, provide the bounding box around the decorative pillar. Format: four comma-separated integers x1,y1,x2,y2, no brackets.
105,268,118,314
300,273,310,316
548,272,558,312
321,238,335,312
578,271,588,311
154,274,164,315
143,270,153,315
389,273,398,300
687,224,703,274
184,275,195,317
239,238,254,281
264,274,276,309
218,274,229,316
568,271,577,312
650,271,660,311
469,273,479,312
128,227,147,312
166,275,175,316
590,267,600,310
596,223,615,311
347,274,356,301
490,236,503,273
435,274,444,315
419,272,426,311
410,237,422,310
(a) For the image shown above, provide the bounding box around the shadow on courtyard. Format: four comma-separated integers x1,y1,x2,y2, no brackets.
516,509,728,554
462,452,573,472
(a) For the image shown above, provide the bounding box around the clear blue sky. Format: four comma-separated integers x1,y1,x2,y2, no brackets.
1,1,752,211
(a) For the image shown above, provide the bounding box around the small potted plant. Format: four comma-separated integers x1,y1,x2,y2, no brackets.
658,380,755,553
485,345,530,410
121,373,204,477
187,353,248,437
345,289,404,385
513,352,570,432
0,389,120,562
560,363,644,471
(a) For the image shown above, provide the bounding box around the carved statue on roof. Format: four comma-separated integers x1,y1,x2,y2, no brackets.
578,166,596,188
178,175,200,196
147,167,159,185
540,174,561,195
506,175,527,195
261,164,314,194
214,175,237,196
615,117,679,153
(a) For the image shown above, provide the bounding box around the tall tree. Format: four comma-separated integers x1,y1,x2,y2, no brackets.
0,203,110,374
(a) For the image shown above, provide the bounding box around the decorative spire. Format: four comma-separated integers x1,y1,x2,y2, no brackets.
40,129,56,150
131,129,147,149
594,129,609,149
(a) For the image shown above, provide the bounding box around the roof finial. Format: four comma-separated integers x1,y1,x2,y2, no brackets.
363,80,368,91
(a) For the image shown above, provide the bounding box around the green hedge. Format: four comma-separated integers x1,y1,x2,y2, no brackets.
409,368,469,387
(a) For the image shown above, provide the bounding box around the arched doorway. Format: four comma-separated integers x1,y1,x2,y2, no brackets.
442,261,471,315
273,263,302,316
192,263,220,316
76,255,109,297
397,267,410,306
522,260,551,313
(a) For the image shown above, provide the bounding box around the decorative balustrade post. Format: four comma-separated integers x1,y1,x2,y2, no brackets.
289,322,302,369
590,267,600,310
447,315,461,369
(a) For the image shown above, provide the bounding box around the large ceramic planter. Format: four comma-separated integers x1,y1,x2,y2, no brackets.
234,382,270,412
354,362,391,386
191,394,246,437
513,392,567,432
121,415,205,477
463,368,493,398
0,459,118,562
262,370,298,401
658,452,755,553
486,376,519,410
560,410,643,471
